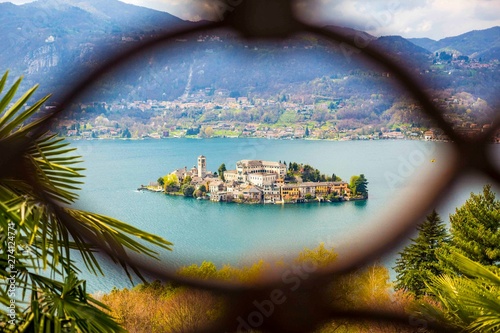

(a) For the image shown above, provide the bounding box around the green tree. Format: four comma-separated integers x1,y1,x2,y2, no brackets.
199,185,207,194
447,185,500,269
394,210,449,296
157,177,165,186
182,185,195,197
355,174,369,197
302,164,320,182
349,175,360,195
122,128,131,138
0,73,172,332
218,163,227,181
182,175,192,185
305,126,310,137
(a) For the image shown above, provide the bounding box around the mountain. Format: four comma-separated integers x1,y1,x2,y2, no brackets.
0,0,189,96
32,0,190,32
0,0,435,102
0,0,497,116
408,26,500,59
373,35,432,68
406,37,437,53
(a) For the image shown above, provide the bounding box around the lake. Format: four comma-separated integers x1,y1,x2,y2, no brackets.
69,138,497,293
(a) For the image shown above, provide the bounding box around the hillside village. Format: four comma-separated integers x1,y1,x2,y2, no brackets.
57,90,499,142
144,156,368,204
55,54,498,143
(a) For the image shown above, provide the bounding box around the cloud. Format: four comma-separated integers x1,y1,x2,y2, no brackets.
119,0,237,21
0,0,34,4
474,0,500,21
294,0,500,39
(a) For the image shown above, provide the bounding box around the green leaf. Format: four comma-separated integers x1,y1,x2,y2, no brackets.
0,76,22,118
451,252,500,286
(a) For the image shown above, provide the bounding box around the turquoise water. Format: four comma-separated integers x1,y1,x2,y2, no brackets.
69,139,496,292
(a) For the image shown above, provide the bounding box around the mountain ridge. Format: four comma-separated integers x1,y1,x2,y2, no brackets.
408,26,500,59
0,0,497,114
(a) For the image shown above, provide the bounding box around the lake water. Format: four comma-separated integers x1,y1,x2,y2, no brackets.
69,138,498,293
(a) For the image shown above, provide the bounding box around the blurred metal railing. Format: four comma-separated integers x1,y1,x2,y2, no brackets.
26,0,499,332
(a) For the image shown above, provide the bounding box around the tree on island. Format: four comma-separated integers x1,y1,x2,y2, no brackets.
355,174,369,197
302,164,321,182
394,210,449,296
349,176,359,195
194,185,208,198
218,163,227,181
350,174,368,197
157,177,165,187
182,175,192,185
331,173,342,182
182,185,196,197
163,174,180,192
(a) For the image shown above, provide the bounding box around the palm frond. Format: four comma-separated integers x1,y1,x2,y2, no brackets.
0,71,175,331
418,252,500,332
451,252,500,286
0,76,23,123
62,208,172,280
19,271,127,333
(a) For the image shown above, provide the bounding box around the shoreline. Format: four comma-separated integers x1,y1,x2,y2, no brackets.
138,185,368,205
63,136,450,143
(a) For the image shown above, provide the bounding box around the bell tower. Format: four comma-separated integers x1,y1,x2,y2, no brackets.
197,155,206,178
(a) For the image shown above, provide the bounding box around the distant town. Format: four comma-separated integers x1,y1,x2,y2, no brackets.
141,156,368,204
55,77,499,143
46,38,499,143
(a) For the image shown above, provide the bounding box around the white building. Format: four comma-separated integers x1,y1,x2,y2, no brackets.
224,160,287,184
209,180,225,194
211,191,227,202
236,160,287,178
247,173,278,187
223,170,240,182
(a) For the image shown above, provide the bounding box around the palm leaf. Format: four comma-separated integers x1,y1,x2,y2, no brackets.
0,76,23,124
419,253,500,333
0,72,175,331
0,71,8,95
451,252,500,286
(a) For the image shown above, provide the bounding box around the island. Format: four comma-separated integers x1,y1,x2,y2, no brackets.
141,156,368,204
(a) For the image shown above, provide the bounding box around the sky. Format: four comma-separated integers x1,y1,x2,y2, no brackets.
2,0,500,40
